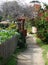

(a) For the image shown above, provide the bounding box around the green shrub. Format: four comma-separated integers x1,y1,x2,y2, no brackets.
17,32,27,50
35,11,48,43
7,23,16,30
0,29,17,43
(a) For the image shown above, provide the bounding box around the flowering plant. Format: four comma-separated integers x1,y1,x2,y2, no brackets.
36,10,48,43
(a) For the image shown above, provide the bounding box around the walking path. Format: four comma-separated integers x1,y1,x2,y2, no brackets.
17,33,45,65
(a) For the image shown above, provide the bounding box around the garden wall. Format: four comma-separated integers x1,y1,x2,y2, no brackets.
0,35,18,59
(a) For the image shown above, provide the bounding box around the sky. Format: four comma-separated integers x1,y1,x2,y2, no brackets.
0,0,48,5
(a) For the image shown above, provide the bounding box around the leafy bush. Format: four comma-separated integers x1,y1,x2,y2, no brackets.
17,31,27,50
37,38,48,65
35,11,48,43
8,23,16,29
0,29,17,43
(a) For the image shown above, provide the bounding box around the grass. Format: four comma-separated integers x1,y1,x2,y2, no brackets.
0,54,17,65
6,49,19,65
36,38,48,65
5,48,19,65
6,56,17,65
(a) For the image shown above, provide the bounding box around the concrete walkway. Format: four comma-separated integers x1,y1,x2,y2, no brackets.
17,34,45,65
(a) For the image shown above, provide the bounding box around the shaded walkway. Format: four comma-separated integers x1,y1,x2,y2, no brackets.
17,33,45,65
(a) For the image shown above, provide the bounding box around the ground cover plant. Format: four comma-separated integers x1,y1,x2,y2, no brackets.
37,38,48,65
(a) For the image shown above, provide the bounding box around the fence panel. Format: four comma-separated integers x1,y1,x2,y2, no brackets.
0,35,18,59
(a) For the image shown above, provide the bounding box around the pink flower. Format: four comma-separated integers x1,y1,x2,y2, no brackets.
38,13,43,17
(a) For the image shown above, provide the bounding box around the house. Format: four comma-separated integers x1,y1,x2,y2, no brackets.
30,0,41,18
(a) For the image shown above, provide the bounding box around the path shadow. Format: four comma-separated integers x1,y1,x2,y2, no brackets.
17,35,44,65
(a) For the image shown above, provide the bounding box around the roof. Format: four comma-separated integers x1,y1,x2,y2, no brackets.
30,0,40,3
0,21,10,25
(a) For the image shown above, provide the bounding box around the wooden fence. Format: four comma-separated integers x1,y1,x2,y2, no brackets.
0,35,18,59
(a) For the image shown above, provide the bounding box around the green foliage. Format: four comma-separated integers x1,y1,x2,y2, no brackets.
7,23,16,29
7,56,17,65
36,11,48,43
37,38,48,65
26,20,32,33
17,32,27,51
43,3,48,9
0,24,9,29
0,29,17,43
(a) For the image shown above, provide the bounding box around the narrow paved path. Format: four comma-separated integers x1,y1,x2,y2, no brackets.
17,34,45,65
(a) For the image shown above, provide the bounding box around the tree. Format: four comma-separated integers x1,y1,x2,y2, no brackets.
43,3,48,9
2,1,23,21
